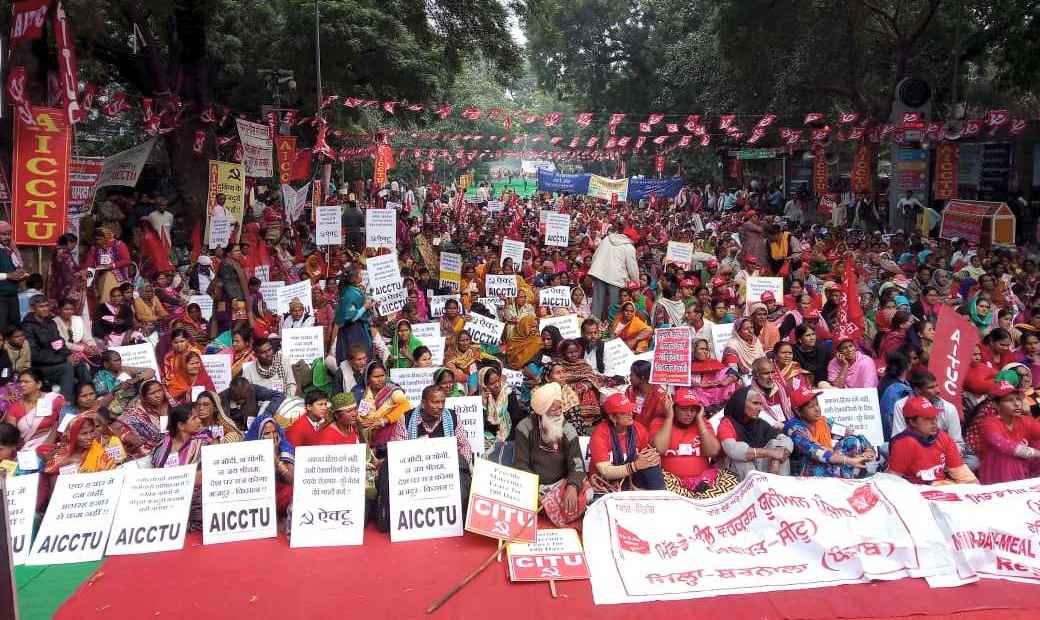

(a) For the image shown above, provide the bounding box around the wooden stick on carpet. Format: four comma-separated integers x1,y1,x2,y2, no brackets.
549,580,558,599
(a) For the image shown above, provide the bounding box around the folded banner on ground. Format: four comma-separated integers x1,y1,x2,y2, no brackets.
583,472,964,605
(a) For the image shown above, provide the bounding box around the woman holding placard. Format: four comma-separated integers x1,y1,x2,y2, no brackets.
359,361,411,454
783,387,874,478
118,379,174,456
193,391,242,444
387,319,424,369
152,406,210,530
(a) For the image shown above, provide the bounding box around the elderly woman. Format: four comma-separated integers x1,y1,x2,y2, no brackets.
93,350,155,415
716,386,793,479
722,317,765,377
609,301,652,353
118,379,173,457
783,386,874,478
245,413,295,523
558,339,620,429
827,338,878,389
168,351,215,406
133,281,169,335
171,302,212,349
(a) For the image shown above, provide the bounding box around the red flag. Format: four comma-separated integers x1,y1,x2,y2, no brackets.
902,111,922,124
575,112,593,127
646,113,664,126
666,123,678,134
10,0,50,45
1010,118,1027,134
683,115,701,132
635,136,646,150
756,113,777,128
52,2,83,124
462,106,481,120
719,114,736,130
804,112,824,124
639,122,651,133
928,305,980,421
839,112,859,124
616,525,650,554
382,100,396,114
343,97,363,108
192,129,206,155
543,112,562,127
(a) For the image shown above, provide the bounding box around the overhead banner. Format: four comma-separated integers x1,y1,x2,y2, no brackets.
812,144,828,195
274,136,297,185
27,470,126,565
583,472,963,605
290,444,367,548
11,107,71,245
587,175,629,201
536,169,590,194
387,436,464,543
628,177,683,200
934,143,960,200
94,138,156,191
236,118,275,177
928,304,980,421
201,441,277,546
106,464,196,556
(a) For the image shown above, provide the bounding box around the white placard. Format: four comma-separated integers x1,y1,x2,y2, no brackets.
485,275,518,298
501,239,525,267
6,473,40,565
411,322,441,341
439,252,462,291
465,312,505,346
387,436,464,542
503,369,524,391
539,314,581,340
665,241,694,269
276,280,314,316
692,213,705,233
816,388,884,446
259,280,284,312
539,286,571,309
281,326,325,365
709,322,734,360
106,464,197,555
28,470,126,565
544,212,571,247
201,354,233,393
201,441,276,545
423,336,446,366
367,253,407,315
236,118,274,177
466,458,540,541
113,343,162,381
446,396,484,458
430,295,461,318
486,200,505,212
366,208,397,248
290,444,367,548
188,294,214,320
315,205,343,245
390,368,437,404
603,338,637,377
477,296,505,310
207,215,235,249
746,276,784,307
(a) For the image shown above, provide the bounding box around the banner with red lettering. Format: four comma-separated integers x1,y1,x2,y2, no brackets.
924,478,1040,586
650,327,693,386
933,143,959,200
850,144,873,194
11,107,71,245
465,458,539,543
927,304,979,421
583,472,964,604
812,144,828,195
274,136,297,185
507,528,590,582
10,0,50,45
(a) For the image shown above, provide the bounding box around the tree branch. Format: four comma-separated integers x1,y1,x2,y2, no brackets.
856,0,898,36
906,0,941,46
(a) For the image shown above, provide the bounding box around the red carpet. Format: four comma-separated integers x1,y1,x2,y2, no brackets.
57,523,1040,620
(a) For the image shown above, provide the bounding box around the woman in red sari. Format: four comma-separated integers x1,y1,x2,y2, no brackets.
168,352,216,405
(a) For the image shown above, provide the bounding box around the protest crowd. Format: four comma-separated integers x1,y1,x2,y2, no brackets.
0,169,1038,540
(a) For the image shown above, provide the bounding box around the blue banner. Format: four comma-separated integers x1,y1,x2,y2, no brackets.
536,168,590,194
627,177,684,200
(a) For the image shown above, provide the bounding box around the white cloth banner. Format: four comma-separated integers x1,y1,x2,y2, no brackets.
290,444,367,548
201,441,277,545
6,473,39,565
201,354,233,393
106,464,197,556
387,437,464,542
95,138,156,190
236,118,274,177
466,313,505,345
276,280,313,316
539,286,571,309
315,205,343,245
583,472,961,605
539,314,580,340
544,212,571,247
281,326,325,365
817,388,884,446
501,239,525,267
28,470,126,565
112,343,162,381
366,208,397,248
446,396,484,458
389,368,437,404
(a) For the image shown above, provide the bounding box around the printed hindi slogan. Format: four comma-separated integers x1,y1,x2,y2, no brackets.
201,441,276,546
107,465,197,556
387,437,463,543
290,444,367,548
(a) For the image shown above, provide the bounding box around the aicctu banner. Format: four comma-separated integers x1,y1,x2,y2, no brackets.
536,168,682,200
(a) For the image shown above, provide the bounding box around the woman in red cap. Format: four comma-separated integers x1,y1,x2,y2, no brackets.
888,396,978,485
588,393,666,492
650,387,737,498
783,386,874,478
974,382,1040,484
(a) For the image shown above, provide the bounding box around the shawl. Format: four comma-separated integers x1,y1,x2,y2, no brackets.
479,366,511,445
118,380,174,454
162,346,203,397
723,386,780,449
724,318,765,373
809,416,833,449
968,295,994,330
610,307,651,351
231,348,255,377
406,405,455,440
389,319,425,369
506,314,544,369
656,297,686,327
245,413,295,463
150,432,208,468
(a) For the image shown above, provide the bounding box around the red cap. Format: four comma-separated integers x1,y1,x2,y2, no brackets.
681,278,697,287
790,386,821,409
990,381,1022,399
673,388,701,408
964,365,997,394
711,276,726,288
623,227,641,243
603,393,635,415
903,396,941,419
760,291,776,303
707,259,719,269
626,280,641,290
803,307,821,320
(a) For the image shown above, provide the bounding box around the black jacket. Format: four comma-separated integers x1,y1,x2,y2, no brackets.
21,313,69,367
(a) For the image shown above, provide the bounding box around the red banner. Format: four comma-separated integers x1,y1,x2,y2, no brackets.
69,156,103,210
654,155,665,174
927,305,979,421
850,144,873,194
933,143,959,200
812,144,828,195
10,0,50,45
11,107,71,245
52,1,83,124
373,143,394,188
274,136,297,185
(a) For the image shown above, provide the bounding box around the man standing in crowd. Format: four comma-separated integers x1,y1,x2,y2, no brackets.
588,226,639,320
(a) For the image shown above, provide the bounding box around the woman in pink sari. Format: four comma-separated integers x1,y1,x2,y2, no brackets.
827,338,879,388
3,369,65,455
689,339,739,412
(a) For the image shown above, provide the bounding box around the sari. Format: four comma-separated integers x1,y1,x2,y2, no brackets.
479,366,512,454
502,300,536,341
93,369,138,415
118,381,174,456
558,358,610,425
723,318,765,374
152,430,210,531
388,319,424,369
689,358,738,410
45,415,125,474
361,365,412,447
7,394,65,452
245,413,295,513
439,313,466,355
162,345,203,401
172,312,209,348
609,310,652,353
334,284,372,360
231,348,255,378
506,315,543,369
